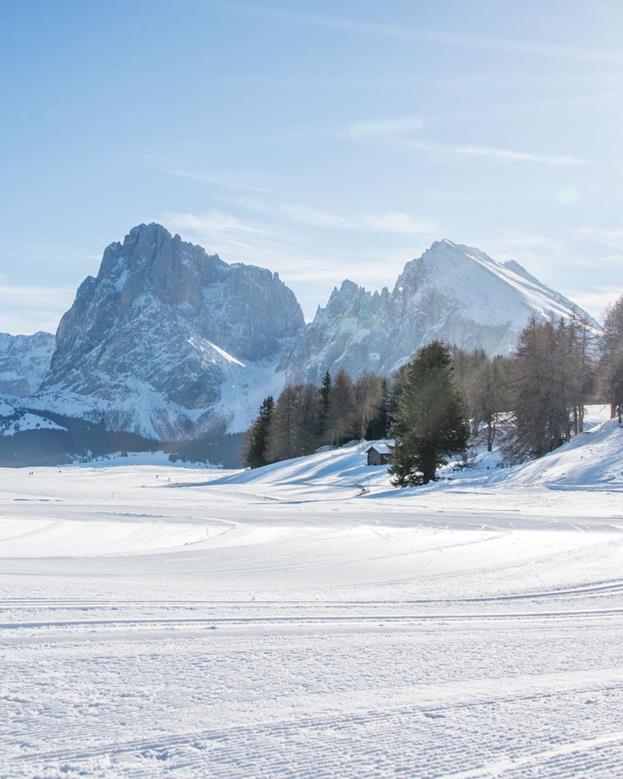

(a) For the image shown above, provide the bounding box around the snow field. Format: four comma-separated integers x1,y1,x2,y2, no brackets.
2,415,623,776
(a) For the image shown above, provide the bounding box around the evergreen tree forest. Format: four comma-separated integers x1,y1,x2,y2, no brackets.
243,296,623,483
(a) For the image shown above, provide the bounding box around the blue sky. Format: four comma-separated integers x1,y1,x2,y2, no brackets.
1,0,622,333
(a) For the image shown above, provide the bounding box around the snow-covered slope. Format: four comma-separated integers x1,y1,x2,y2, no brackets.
0,396,67,437
503,418,623,490
286,239,601,382
212,439,392,497
36,223,304,440
0,331,55,395
214,406,620,500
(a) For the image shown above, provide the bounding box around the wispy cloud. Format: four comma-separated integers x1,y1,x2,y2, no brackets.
235,7,623,65
0,285,74,335
186,194,441,236
161,210,272,237
158,210,284,269
348,117,423,140
279,205,353,229
280,204,439,234
576,227,623,248
159,206,440,319
566,287,622,319
345,114,585,167
405,140,585,166
154,163,289,196
361,212,439,234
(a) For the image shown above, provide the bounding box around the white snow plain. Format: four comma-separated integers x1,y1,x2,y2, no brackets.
2,409,623,777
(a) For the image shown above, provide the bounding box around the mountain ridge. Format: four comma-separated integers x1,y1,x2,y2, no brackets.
35,223,304,439
2,225,601,444
285,238,600,383
0,331,56,396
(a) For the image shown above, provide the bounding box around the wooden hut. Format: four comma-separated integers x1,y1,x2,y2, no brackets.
365,443,391,466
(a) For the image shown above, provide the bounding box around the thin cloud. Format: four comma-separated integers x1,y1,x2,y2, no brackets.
158,210,300,269
280,205,353,229
348,117,424,140
161,210,272,237
567,287,622,319
576,227,623,247
201,195,441,236
234,7,623,65
159,166,289,196
363,212,439,234
280,205,438,234
406,140,585,166
0,285,74,335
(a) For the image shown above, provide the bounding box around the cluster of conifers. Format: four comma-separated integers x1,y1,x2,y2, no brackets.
245,296,623,486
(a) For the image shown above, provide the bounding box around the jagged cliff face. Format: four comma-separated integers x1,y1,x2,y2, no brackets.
39,224,305,439
0,331,55,396
27,230,599,442
285,239,601,383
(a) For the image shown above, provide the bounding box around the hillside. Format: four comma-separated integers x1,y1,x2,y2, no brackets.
215,405,618,501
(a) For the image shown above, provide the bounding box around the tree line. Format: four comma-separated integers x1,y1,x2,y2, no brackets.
244,294,623,485
243,370,391,469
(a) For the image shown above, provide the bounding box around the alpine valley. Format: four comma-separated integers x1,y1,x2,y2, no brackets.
0,223,600,465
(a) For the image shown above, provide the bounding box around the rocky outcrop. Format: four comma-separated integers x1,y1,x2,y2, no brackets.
39,223,304,439
0,331,55,396
285,239,600,383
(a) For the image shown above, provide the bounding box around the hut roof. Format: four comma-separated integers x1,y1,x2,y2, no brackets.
365,443,392,455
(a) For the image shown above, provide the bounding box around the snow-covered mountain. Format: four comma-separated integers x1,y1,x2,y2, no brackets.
36,223,304,440
285,239,601,383
17,230,599,445
0,331,55,395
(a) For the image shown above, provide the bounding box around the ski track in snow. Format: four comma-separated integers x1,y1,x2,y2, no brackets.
2,439,623,778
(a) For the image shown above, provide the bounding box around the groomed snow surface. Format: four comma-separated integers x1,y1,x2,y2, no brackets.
2,409,623,777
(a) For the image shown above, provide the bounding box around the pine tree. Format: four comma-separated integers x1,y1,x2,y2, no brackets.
242,395,274,468
266,385,298,462
507,317,594,460
292,383,322,455
326,369,356,446
267,383,323,461
318,371,332,440
600,296,623,419
353,373,385,439
509,318,558,459
365,378,390,440
389,341,469,486
563,314,593,435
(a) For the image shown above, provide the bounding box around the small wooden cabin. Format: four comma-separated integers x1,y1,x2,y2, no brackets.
365,443,391,466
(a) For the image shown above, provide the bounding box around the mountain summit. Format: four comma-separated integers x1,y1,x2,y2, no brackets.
39,223,304,439
285,239,600,383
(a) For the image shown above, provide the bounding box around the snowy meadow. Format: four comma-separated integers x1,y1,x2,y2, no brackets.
2,408,623,777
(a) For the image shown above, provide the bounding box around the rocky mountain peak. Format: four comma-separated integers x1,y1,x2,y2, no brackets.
0,331,55,396
39,224,305,439
286,239,601,384
18,229,600,447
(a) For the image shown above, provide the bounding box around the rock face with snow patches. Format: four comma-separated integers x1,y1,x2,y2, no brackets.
285,239,600,383
28,229,599,445
39,223,305,440
0,331,55,396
